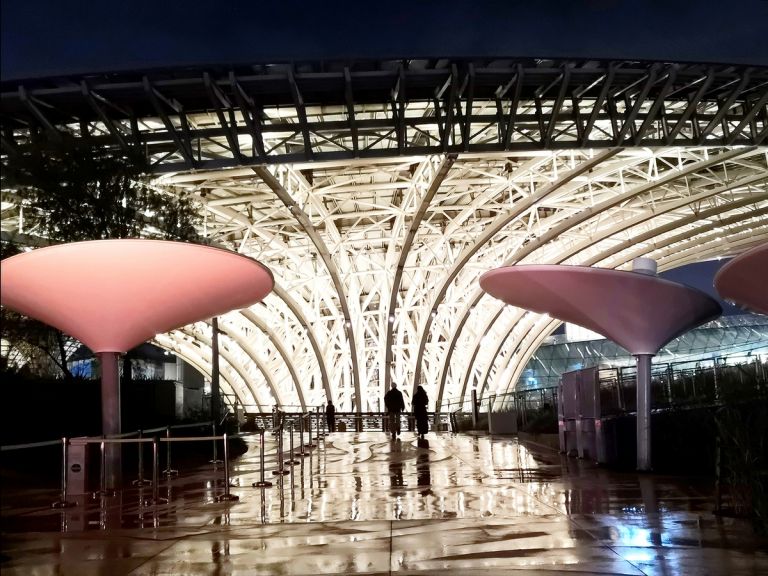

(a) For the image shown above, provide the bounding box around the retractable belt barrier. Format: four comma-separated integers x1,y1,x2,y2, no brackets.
2,414,337,509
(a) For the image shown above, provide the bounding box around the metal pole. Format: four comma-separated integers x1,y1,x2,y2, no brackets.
215,433,239,502
163,426,178,477
133,431,150,486
299,415,307,457
153,439,159,504
146,437,167,506
272,426,290,476
100,352,121,491
52,437,75,508
210,422,222,464
99,439,105,495
308,412,315,449
211,317,221,424
636,354,653,471
286,421,299,465
315,406,322,443
252,429,273,487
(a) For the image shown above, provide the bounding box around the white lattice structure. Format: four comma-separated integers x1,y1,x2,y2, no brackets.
2,60,767,413
141,146,768,413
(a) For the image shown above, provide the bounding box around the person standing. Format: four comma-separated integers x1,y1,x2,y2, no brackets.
325,400,336,433
412,385,429,439
383,383,405,440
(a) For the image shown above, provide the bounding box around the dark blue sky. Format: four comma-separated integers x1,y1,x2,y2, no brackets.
2,0,768,80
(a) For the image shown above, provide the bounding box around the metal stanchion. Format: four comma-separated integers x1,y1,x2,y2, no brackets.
252,429,273,488
163,426,178,477
315,406,322,443
133,430,150,486
215,433,239,502
145,437,167,506
52,437,76,508
94,439,115,498
210,422,222,464
307,412,316,449
299,415,307,457
272,426,290,476
286,421,299,465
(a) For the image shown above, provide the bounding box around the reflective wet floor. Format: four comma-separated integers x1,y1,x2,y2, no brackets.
2,432,766,575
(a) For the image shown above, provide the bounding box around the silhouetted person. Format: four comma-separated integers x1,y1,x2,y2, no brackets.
412,385,429,438
325,400,336,433
384,383,405,440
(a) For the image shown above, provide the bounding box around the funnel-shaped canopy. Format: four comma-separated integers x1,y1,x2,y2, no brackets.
714,244,768,316
480,265,721,355
0,240,274,353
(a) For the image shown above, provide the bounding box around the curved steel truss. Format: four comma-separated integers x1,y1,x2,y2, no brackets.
2,60,768,414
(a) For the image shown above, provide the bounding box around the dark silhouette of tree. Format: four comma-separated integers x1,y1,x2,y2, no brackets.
1,138,201,377
2,138,200,242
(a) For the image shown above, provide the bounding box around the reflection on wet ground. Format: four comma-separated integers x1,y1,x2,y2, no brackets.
2,431,766,575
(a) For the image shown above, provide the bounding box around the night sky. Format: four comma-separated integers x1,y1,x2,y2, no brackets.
2,0,768,80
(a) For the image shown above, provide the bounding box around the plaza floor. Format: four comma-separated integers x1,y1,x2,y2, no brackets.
2,431,766,575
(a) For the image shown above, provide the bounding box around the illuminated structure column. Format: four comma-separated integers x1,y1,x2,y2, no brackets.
635,353,653,471
211,317,221,423
0,240,275,495
480,262,721,475
100,351,121,489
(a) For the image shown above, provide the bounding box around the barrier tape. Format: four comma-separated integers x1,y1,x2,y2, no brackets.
1,439,61,451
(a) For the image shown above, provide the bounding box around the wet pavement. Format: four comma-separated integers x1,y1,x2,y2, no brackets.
2,431,766,575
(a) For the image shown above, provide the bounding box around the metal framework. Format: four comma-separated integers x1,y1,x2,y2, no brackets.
2,59,768,414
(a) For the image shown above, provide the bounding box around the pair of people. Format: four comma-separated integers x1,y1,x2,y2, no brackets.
384,383,429,439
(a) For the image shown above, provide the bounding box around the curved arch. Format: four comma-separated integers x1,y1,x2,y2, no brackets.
178,325,281,409
384,154,456,392
153,333,264,414
450,171,768,406
491,226,768,398
238,309,306,409
414,149,622,392
434,146,761,407
252,166,363,412
274,280,331,401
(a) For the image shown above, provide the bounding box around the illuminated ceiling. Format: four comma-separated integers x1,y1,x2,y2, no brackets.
1,60,767,412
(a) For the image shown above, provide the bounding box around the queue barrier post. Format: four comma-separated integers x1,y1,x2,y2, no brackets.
144,437,168,507
252,429,273,488
307,413,316,449
272,426,290,476
52,437,76,509
210,422,222,464
133,430,151,487
163,427,178,477
286,421,299,465
215,433,239,502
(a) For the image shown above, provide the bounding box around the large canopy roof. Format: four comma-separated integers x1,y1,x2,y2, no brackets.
1,59,767,414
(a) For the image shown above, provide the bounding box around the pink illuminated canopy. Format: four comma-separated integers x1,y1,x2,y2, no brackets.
714,243,768,316
0,240,274,353
480,265,722,355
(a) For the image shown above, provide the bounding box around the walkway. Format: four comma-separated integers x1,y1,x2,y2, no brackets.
2,432,766,575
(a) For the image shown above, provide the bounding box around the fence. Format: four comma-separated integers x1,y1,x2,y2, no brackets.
442,356,768,433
